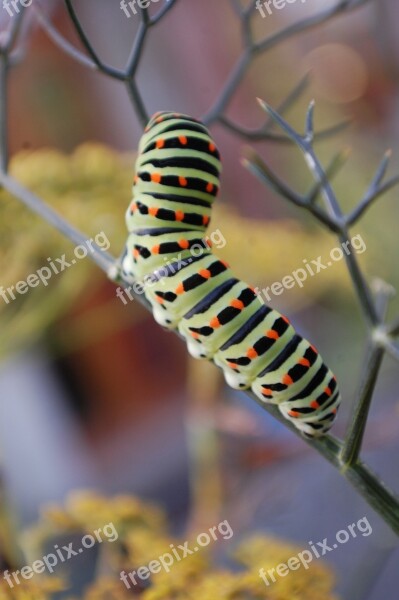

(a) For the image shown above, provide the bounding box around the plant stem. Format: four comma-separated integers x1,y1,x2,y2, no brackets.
340,282,394,466
247,390,399,534
340,343,384,466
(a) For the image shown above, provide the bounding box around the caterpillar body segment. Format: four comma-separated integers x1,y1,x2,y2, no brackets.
122,111,341,438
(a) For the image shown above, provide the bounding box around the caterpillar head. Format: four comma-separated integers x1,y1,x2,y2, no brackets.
131,111,222,210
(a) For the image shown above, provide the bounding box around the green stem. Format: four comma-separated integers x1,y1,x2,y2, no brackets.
247,391,399,535
340,343,384,466
341,283,393,466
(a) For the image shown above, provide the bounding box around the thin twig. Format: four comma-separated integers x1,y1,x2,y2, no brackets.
254,0,372,55
126,79,149,127
64,0,122,77
202,0,371,124
340,281,395,467
346,152,399,225
306,148,351,204
125,21,148,77
35,6,99,71
242,148,342,232
150,0,180,25
219,115,349,143
340,345,384,467
241,151,306,207
246,389,399,535
271,73,311,124
254,99,381,326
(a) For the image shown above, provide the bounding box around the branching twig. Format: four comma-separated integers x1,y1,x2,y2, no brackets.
34,6,99,71
246,99,390,327
306,148,351,204
243,99,399,532
241,148,342,232
34,0,367,141
220,114,349,143
346,151,399,225
64,0,122,77
202,0,372,125
149,0,179,25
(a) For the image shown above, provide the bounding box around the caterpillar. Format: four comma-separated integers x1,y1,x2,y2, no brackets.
121,111,341,437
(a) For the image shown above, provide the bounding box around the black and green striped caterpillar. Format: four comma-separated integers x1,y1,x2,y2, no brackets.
122,111,340,437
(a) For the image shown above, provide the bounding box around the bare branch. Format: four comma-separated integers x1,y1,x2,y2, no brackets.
35,6,98,71
346,151,399,226
203,0,371,125
265,73,311,129
64,0,126,80
340,280,394,467
241,150,306,207
125,21,148,77
306,148,351,204
126,79,149,127
242,148,340,232
150,0,180,25
254,0,372,55
255,98,379,326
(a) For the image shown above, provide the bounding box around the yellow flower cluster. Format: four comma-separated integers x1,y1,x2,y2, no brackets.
6,491,339,600
23,490,166,559
233,535,339,600
0,145,134,359
0,576,64,600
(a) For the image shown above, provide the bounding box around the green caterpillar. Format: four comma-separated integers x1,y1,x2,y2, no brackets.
122,111,340,437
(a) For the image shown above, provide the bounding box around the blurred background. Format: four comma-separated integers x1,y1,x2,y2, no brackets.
0,0,399,598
